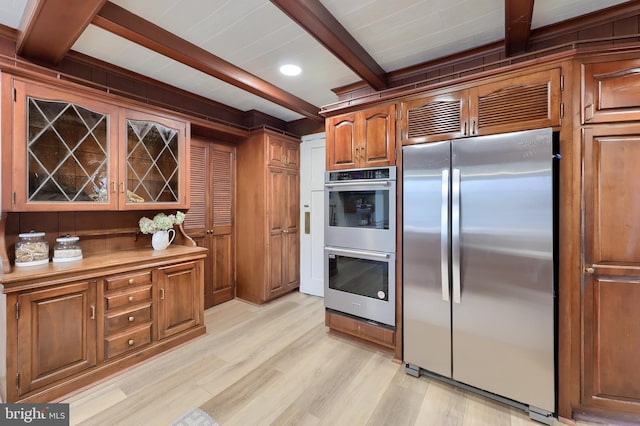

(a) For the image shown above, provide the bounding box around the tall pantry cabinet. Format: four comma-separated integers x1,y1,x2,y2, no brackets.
236,128,300,304
578,56,640,420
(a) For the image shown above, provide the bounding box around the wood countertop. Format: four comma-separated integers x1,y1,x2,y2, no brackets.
0,245,208,292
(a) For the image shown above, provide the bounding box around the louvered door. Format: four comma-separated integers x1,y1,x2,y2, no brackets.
209,144,235,306
184,138,235,308
401,90,468,144
470,68,561,136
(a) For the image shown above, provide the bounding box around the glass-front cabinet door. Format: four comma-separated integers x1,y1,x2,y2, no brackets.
7,77,188,211
121,110,188,209
11,80,120,211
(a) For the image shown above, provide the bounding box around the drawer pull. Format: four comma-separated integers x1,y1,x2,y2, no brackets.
90,305,96,320
128,316,135,322
160,288,165,300
128,339,134,346
128,296,135,302
128,278,134,284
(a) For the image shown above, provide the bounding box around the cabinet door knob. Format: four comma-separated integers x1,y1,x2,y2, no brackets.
160,288,165,300
90,305,96,320
128,296,135,302
128,316,135,322
128,339,134,346
128,278,135,284
585,267,595,275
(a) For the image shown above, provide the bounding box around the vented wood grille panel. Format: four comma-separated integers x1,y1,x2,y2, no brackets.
478,84,549,128
407,101,461,138
184,144,206,230
212,149,233,227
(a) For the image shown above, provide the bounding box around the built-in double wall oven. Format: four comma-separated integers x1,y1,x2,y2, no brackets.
324,166,396,326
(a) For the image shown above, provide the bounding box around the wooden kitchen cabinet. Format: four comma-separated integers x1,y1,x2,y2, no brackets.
103,270,153,360
268,134,299,169
1,74,189,212
156,261,202,339
326,104,396,170
401,68,561,144
581,125,640,417
236,129,300,304
266,166,299,297
121,108,189,210
582,58,640,124
401,89,469,144
326,310,395,350
15,280,97,397
0,246,206,403
184,138,235,308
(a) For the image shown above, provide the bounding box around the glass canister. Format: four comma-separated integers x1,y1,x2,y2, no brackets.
53,235,83,263
15,231,50,266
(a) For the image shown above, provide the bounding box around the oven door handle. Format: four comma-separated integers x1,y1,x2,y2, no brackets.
325,246,391,259
324,181,390,189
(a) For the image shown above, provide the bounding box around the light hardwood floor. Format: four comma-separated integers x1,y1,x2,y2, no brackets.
64,292,608,426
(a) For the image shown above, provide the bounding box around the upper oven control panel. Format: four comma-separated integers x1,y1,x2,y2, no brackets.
326,166,396,182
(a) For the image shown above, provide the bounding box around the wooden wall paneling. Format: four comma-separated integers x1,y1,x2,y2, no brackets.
612,16,640,44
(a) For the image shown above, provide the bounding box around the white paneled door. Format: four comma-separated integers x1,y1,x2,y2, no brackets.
299,133,325,296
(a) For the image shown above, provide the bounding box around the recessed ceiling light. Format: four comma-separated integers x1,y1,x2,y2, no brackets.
280,64,302,76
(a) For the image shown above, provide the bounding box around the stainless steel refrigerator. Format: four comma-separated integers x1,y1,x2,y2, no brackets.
403,128,555,422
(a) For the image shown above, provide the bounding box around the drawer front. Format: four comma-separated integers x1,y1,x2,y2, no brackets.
105,286,152,310
104,304,152,335
104,324,152,360
105,271,152,291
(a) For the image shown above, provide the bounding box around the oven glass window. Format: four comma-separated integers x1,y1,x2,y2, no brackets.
328,189,389,229
328,254,389,301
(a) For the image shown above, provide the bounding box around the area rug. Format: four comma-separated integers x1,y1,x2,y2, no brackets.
170,407,219,426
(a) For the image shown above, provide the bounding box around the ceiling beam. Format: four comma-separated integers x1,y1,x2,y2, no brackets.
504,0,535,56
94,2,322,122
270,0,387,91
17,0,108,63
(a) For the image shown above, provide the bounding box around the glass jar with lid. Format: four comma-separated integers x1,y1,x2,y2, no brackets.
15,230,49,266
53,235,83,263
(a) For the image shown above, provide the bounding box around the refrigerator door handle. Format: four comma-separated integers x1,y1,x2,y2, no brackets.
452,168,462,304
440,169,450,302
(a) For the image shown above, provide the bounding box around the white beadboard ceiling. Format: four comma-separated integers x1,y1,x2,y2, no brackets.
0,0,631,123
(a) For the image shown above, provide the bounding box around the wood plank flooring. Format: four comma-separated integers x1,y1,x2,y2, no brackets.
64,292,609,426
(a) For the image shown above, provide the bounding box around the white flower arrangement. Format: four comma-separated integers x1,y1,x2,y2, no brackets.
139,211,185,234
